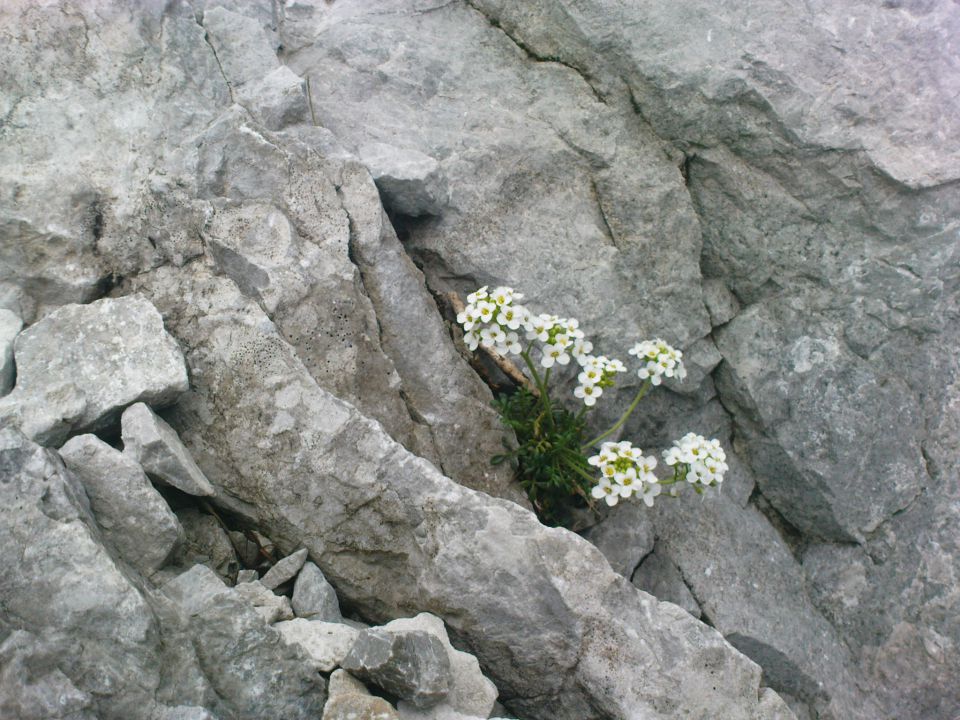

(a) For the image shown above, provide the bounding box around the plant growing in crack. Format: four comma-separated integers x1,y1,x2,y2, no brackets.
455,285,728,527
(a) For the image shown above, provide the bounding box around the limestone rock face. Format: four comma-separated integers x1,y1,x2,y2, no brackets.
59,434,183,575
130,263,791,720
0,296,188,446
0,308,22,396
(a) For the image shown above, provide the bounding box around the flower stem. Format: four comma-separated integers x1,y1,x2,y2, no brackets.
581,379,652,452
521,348,554,430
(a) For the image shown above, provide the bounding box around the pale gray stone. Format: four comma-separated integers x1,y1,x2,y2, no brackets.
237,65,309,130
59,434,183,575
292,561,342,621
275,618,360,672
702,279,740,327
327,669,371,699
260,547,309,589
580,501,655,578
233,580,295,624
385,614,497,720
133,265,792,720
0,308,22,396
323,694,400,720
631,546,702,619
122,402,215,497
236,569,258,584
0,296,188,446
359,143,448,216
202,6,279,89
342,628,451,709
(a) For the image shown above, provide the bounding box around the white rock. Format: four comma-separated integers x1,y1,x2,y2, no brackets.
121,402,215,497
274,618,359,672
233,581,294,624
238,65,309,130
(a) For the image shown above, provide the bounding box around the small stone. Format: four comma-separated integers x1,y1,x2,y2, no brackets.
161,564,229,616
328,669,371,699
234,581,295,624
0,295,188,445
175,508,239,582
236,569,258,584
238,65,309,131
342,628,451,709
631,547,702,619
0,308,22,396
358,143,448,216
260,548,309,590
121,402,215,497
702,278,740,327
322,694,400,720
59,434,183,575
292,561,342,621
275,618,359,672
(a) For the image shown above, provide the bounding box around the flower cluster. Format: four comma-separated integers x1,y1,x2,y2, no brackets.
525,314,592,368
628,338,686,385
457,286,528,355
663,433,728,487
588,441,661,507
574,355,627,406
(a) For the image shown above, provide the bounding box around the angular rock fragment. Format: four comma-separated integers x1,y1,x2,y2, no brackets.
358,143,448,216
202,6,278,89
59,434,183,575
233,580,295,624
122,402,215,496
236,569,258,584
631,546,701,619
580,502,655,578
293,561,342,621
238,65,309,130
0,307,22,396
328,669,371,699
0,295,188,445
275,618,360,672
323,694,400,720
175,508,239,581
342,628,451,709
260,547,308,589
385,614,497,720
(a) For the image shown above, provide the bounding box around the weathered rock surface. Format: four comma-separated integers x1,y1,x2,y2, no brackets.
233,580,295,624
260,547,308,589
0,296,188,446
293,561,343,621
59,433,183,575
131,264,791,720
580,502,655,578
121,403,215,497
275,618,360,672
359,143,448,217
174,507,239,582
0,308,21,396
383,613,498,720
632,546,702,620
343,627,451,709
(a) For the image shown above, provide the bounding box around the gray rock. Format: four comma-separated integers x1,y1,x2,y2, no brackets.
631,546,702,619
580,501,655,578
233,580,295,624
229,530,263,568
702,279,740,327
59,434,183,575
202,6,279,89
175,508,240,581
323,694,400,720
133,265,792,720
236,569,258,584
122,402,215,497
260,547,309,590
0,295,188,446
237,65,309,130
359,143,448,216
292,561,342,621
162,565,326,718
342,627,451,709
385,614,498,720
275,618,360,672
0,308,22,396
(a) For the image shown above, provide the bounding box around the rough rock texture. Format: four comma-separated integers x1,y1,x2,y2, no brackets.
580,502,655,578
0,296,188,445
132,263,790,720
343,627,451,710
233,580,295,624
275,618,360,672
632,546,702,620
359,143,449,216
260,547,308,589
121,403,215,497
293,561,343,621
383,613,498,720
59,434,183,575
174,507,240,582
0,308,21,396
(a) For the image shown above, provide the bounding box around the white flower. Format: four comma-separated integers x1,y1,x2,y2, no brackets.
500,331,522,355
480,325,506,348
639,481,662,507
591,477,621,506
477,301,496,324
574,383,602,406
491,286,514,306
466,286,489,304
463,330,480,351
496,305,527,330
629,338,685,386
578,366,603,385
540,343,570,368
663,433,728,487
605,358,627,374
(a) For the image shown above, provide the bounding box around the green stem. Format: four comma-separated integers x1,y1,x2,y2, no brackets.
581,379,653,452
520,349,554,430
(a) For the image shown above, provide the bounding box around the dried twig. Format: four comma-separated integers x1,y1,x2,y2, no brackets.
446,292,539,396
